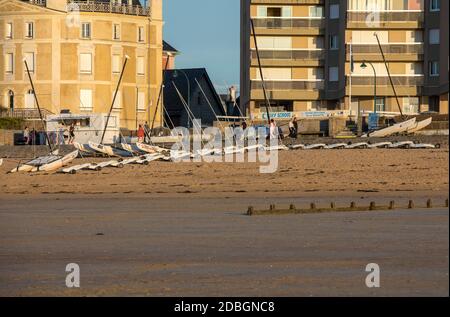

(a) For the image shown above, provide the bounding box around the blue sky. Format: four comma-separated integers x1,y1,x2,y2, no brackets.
162,0,240,93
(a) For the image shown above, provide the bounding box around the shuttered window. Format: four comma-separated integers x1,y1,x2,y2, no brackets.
256,68,291,80
137,56,145,75
138,92,146,111
80,53,92,74
257,37,292,50
5,53,13,74
113,91,122,109
24,52,35,73
112,55,121,74
80,89,93,110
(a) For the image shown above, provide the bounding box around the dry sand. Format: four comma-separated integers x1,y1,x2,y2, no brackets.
0,148,448,199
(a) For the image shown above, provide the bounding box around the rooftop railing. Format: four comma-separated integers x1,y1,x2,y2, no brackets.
69,1,151,17
26,0,46,6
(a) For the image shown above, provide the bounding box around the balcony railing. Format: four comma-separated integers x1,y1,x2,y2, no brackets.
347,11,423,25
348,76,424,86
251,49,325,61
252,18,325,30
348,43,424,55
69,1,151,16
26,0,46,6
0,108,54,120
251,80,324,91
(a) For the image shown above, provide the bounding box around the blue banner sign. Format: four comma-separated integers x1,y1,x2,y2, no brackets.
368,113,379,131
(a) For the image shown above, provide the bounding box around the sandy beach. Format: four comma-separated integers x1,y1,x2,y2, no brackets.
0,148,448,296
0,148,448,199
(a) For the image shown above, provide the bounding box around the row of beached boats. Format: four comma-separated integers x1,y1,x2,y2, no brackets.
6,136,439,175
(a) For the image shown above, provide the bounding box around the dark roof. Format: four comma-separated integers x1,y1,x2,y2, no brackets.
163,41,179,54
163,68,225,115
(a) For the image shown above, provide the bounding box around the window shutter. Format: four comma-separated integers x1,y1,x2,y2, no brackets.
80,89,93,110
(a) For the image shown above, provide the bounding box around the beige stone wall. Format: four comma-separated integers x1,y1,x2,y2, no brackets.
0,0,163,131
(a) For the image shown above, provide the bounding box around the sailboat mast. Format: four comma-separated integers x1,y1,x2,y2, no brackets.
250,19,271,125
100,55,129,144
23,59,54,153
374,33,405,119
149,54,171,143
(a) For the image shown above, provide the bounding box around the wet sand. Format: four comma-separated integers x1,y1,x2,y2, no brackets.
0,148,448,296
0,196,448,296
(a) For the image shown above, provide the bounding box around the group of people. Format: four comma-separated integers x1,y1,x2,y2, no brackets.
24,123,76,146
268,116,299,140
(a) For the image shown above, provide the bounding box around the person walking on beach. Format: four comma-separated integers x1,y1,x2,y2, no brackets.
137,124,145,143
289,116,298,139
269,119,278,141
144,121,150,143
68,123,75,144
23,126,29,145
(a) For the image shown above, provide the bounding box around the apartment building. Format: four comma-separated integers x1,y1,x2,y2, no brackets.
0,0,164,130
240,0,449,121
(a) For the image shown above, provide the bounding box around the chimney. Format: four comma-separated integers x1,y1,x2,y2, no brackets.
45,0,68,12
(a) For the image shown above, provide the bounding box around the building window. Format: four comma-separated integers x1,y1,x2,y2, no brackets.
80,89,93,110
430,0,440,11
257,6,292,18
5,53,14,74
113,91,122,109
112,55,121,74
137,56,145,76
138,26,145,42
5,22,13,39
81,22,91,39
24,52,35,73
79,53,92,74
330,4,339,19
25,89,35,108
403,97,419,114
25,22,34,39
113,24,120,40
375,97,385,112
329,35,339,50
309,6,324,18
429,61,439,76
137,92,146,111
429,29,440,44
256,68,292,80
329,66,338,82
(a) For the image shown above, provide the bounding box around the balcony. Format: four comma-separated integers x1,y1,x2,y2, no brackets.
251,80,324,91
347,75,424,96
251,49,325,67
347,11,423,29
347,43,424,61
251,0,323,4
252,18,325,35
348,75,424,86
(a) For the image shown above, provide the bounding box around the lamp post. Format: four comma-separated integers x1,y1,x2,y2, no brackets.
173,69,190,128
361,61,377,113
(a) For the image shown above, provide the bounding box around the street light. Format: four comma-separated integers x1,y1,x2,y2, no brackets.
361,61,377,114
173,69,190,128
